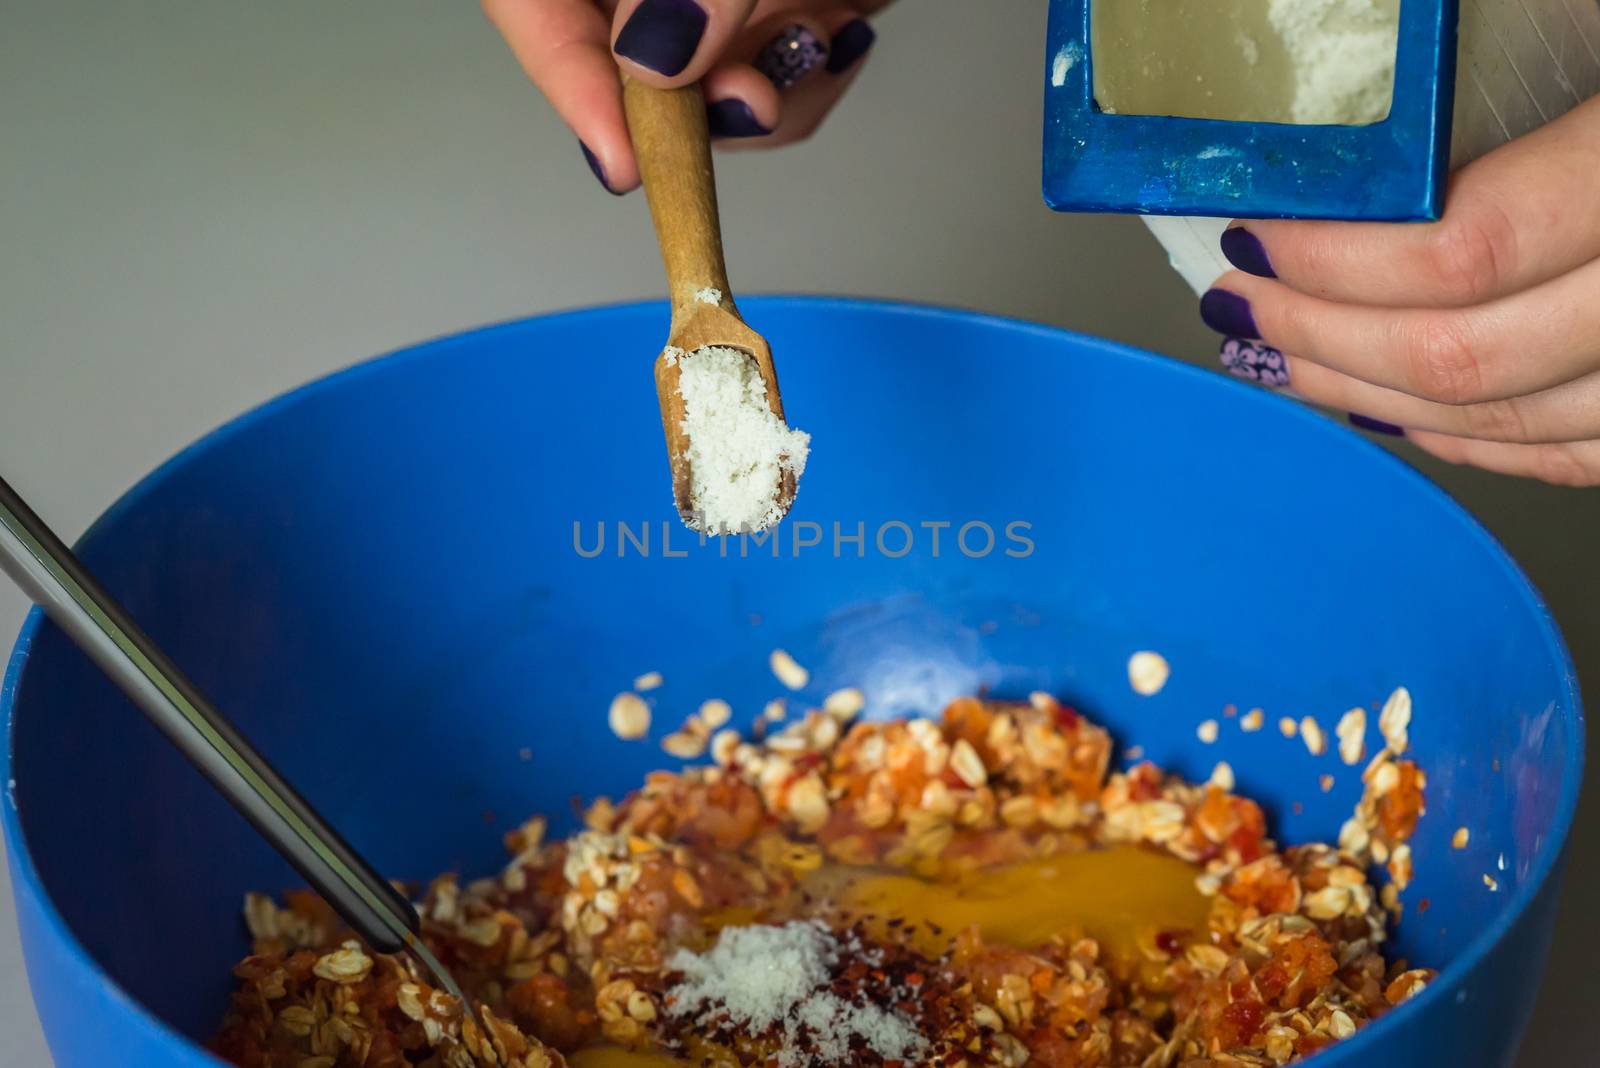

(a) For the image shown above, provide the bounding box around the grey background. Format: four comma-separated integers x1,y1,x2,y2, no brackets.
0,2,1593,1064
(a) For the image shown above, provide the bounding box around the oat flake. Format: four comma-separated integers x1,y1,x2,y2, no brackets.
823,688,865,720
1209,761,1235,791
1379,686,1412,754
609,693,651,740
770,649,810,691
1335,707,1366,766
1300,717,1327,756
698,699,733,730
662,731,706,759
1127,651,1170,696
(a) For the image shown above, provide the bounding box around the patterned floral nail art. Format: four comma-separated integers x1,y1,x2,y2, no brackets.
755,25,828,89
1219,337,1290,387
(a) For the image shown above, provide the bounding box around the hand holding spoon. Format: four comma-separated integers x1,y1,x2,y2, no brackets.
622,79,801,533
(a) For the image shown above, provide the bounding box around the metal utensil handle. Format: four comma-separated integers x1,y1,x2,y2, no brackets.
0,475,432,967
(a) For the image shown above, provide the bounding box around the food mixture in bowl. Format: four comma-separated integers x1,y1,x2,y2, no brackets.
212,690,1431,1068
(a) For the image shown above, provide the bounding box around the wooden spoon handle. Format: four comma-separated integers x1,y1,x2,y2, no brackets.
622,78,732,316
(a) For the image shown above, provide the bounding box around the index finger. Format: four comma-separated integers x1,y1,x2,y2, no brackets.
612,0,760,85
484,0,639,192
1223,95,1600,308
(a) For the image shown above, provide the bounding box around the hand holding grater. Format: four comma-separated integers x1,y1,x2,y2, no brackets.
1040,0,1600,292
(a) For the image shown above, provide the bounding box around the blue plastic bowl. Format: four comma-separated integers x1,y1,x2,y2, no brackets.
2,298,1583,1068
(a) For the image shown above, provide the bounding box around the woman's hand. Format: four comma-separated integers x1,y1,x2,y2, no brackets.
483,0,885,194
1201,95,1600,486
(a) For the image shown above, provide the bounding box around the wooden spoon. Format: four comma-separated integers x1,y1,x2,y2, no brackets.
622,78,796,532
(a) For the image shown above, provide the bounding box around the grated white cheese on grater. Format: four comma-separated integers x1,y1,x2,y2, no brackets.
1267,0,1399,124
665,921,925,1068
676,345,809,535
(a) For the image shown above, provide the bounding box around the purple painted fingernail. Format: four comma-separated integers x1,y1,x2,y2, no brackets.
580,141,622,195
1200,289,1259,338
1219,338,1290,388
755,25,827,88
706,98,771,138
826,18,876,74
1221,227,1276,278
613,0,707,77
1348,413,1406,436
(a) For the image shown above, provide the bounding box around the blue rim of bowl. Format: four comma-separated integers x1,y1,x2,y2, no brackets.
1,296,1585,1065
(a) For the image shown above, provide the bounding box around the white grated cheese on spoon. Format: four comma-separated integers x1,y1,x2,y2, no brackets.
675,345,808,535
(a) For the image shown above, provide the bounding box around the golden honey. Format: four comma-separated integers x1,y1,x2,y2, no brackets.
816,845,1209,965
